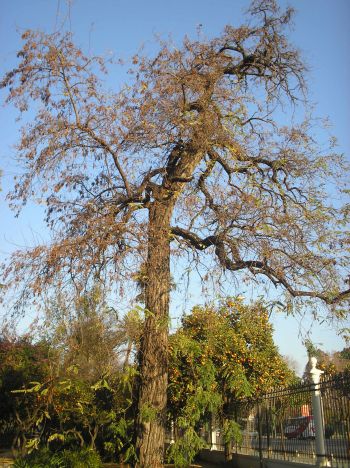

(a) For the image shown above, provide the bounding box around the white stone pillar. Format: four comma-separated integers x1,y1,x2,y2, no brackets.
210,416,218,450
309,357,329,467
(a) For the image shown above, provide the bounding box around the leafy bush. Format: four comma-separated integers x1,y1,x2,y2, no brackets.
166,427,206,467
13,447,102,468
60,448,102,467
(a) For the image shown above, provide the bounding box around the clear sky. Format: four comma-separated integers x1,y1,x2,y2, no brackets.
1,0,349,375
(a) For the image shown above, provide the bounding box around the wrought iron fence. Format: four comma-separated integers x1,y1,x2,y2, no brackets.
201,372,350,465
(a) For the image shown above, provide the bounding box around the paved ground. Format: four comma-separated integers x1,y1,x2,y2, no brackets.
0,454,223,468
195,461,223,467
200,464,221,467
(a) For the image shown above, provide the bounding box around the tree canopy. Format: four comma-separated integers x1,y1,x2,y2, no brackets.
1,0,349,308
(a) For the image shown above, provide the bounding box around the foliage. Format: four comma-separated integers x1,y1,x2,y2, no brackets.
222,419,243,446
169,297,294,413
0,336,50,452
8,367,136,461
339,347,350,361
1,1,349,317
167,297,295,462
304,340,350,378
13,447,102,468
8,358,136,462
167,427,206,468
41,286,121,382
0,289,138,463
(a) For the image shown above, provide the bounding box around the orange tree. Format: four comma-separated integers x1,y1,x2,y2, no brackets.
167,297,295,464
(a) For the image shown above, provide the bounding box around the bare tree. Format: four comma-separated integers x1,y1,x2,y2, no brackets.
1,1,349,465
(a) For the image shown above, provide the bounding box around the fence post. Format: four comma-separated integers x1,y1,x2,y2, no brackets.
257,404,264,468
309,357,329,467
265,405,271,458
210,414,218,451
170,420,175,444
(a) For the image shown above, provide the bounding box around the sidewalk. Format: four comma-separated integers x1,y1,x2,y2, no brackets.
197,463,222,467
195,461,223,467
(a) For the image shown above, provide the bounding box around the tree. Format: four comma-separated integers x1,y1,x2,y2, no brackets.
168,298,295,463
304,340,350,377
339,347,350,362
1,0,350,464
41,287,122,382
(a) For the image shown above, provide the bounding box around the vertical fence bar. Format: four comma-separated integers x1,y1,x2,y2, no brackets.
266,405,271,459
257,404,263,468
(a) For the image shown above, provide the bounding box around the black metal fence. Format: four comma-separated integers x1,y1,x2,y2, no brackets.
205,372,350,465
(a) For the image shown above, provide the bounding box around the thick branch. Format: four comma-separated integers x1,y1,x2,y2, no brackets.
171,226,350,305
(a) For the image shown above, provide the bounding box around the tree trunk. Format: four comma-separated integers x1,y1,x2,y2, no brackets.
224,441,232,462
135,200,173,467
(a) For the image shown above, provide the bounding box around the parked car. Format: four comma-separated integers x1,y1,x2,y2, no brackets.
284,416,335,440
284,416,315,439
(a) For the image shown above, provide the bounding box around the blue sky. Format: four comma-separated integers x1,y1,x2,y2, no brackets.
1,0,349,374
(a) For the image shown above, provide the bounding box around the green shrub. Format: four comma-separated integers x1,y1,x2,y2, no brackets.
14,447,102,468
60,448,102,467
166,427,206,467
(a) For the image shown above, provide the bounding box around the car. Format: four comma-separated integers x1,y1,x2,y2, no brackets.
284,416,315,439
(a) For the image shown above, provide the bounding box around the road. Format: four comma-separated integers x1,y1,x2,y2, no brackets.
239,436,349,461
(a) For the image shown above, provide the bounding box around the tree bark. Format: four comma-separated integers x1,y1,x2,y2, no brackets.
135,199,173,467
223,416,233,462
